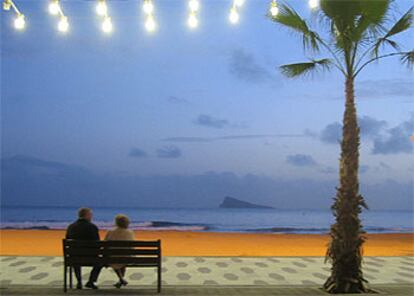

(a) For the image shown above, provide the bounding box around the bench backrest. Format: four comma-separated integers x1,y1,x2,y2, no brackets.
63,239,161,267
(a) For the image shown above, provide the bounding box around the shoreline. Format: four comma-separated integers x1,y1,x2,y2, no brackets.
0,230,413,257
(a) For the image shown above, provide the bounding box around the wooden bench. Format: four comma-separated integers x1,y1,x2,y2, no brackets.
62,239,162,293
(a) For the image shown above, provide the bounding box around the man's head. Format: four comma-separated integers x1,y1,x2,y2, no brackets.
78,207,93,222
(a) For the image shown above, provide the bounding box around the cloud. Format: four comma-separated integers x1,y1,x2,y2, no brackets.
318,116,388,144
128,148,148,158
156,146,182,159
194,114,230,129
320,122,342,144
359,116,387,138
319,166,336,174
229,49,273,84
286,154,317,167
162,137,211,143
166,96,189,104
358,79,414,99
3,155,411,210
315,117,413,155
163,133,305,143
372,120,413,155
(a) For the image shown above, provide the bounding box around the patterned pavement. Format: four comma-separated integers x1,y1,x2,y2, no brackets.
1,256,413,288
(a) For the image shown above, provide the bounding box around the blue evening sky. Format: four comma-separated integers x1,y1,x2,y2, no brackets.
1,0,413,189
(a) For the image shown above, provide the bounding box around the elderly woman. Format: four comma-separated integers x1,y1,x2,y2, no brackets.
105,214,135,288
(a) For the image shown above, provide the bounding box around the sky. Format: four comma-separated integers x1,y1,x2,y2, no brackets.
1,0,413,209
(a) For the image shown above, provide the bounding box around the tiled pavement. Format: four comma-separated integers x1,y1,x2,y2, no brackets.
1,284,414,296
1,256,413,288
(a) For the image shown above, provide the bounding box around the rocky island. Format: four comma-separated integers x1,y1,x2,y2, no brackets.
219,196,274,209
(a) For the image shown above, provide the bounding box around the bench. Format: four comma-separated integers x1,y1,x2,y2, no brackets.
62,239,162,293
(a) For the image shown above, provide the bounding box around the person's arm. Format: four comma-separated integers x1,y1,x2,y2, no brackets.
90,224,100,240
94,224,100,240
65,225,73,239
128,230,135,241
104,230,111,241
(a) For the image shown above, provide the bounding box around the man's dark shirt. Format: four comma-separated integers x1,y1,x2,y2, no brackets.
66,218,100,240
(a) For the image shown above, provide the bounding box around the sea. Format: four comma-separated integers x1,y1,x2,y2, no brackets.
0,206,413,234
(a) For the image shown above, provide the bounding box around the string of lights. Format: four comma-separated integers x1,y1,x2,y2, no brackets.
3,0,25,30
143,0,156,32
187,0,199,29
48,0,69,33
96,0,113,34
2,0,320,33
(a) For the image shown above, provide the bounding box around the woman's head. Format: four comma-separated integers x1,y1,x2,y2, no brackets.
114,214,130,229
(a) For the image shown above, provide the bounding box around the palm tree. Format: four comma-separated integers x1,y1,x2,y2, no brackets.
270,0,413,293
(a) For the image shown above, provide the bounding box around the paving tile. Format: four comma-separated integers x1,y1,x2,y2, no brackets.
268,273,285,281
1,256,413,287
281,267,297,274
223,273,238,281
19,266,36,273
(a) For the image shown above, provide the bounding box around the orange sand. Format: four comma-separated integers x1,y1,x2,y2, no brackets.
0,230,412,257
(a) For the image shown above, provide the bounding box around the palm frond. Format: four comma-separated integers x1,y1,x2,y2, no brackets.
401,50,414,68
270,4,320,51
372,7,413,57
280,59,332,78
356,0,390,37
319,0,390,50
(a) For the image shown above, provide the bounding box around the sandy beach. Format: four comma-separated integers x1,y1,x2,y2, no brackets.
0,230,412,257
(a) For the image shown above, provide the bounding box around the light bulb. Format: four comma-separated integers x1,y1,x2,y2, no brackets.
14,14,25,30
48,0,60,15
188,13,198,28
270,1,278,16
143,0,154,15
96,0,107,16
102,16,113,33
188,0,199,12
229,7,239,24
145,15,156,32
58,16,69,32
3,0,11,11
234,0,244,7
309,0,319,9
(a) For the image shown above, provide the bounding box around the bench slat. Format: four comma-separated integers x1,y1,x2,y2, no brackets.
103,249,160,256
67,257,159,265
64,240,160,248
65,248,159,256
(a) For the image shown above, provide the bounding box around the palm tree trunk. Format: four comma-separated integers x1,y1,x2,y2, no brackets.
323,76,368,294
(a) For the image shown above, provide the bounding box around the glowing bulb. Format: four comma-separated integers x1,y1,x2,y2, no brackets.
270,1,278,16
145,15,156,32
3,0,11,11
234,0,244,7
188,0,199,12
96,0,107,16
14,14,25,30
102,16,113,33
143,0,154,15
48,0,60,15
309,0,319,9
58,16,69,32
188,13,198,28
229,7,239,24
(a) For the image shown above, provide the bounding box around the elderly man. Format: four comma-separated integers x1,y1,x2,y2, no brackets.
66,208,102,289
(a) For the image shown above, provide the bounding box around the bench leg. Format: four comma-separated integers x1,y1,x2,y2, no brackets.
69,266,73,289
157,265,162,293
63,265,67,293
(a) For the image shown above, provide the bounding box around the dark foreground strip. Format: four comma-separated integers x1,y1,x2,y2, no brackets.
0,284,413,296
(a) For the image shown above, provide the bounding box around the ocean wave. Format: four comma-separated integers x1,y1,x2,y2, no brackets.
0,221,412,234
0,220,209,232
245,227,330,233
244,226,414,234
